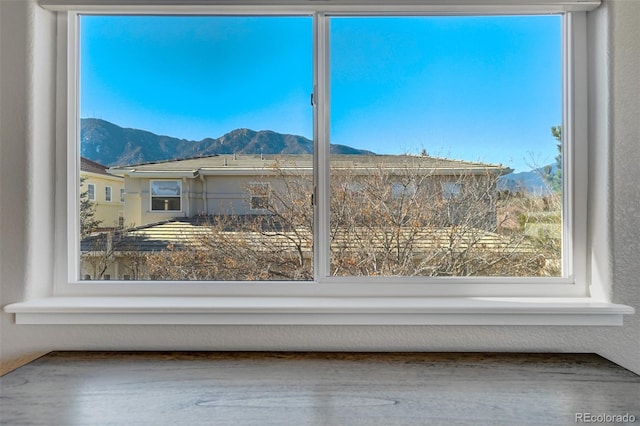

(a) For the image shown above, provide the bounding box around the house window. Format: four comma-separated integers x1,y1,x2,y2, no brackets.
391,181,417,199
442,182,463,200
248,182,270,210
69,8,588,293
150,180,182,212
105,186,112,202
120,188,125,203
87,183,95,201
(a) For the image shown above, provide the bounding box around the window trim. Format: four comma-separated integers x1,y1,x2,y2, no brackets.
39,0,602,14
5,296,633,326
56,6,591,300
104,185,112,202
86,182,95,201
1,0,632,327
149,179,182,213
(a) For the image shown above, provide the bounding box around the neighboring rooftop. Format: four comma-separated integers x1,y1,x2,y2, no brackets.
81,157,112,176
81,215,532,255
108,154,511,177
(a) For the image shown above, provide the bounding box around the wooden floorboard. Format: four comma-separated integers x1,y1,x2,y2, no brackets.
1,352,639,426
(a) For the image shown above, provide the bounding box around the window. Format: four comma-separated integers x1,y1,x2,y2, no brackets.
120,188,125,203
87,183,95,201
391,182,417,199
64,5,589,297
6,0,633,330
248,182,270,210
105,186,112,202
79,15,313,282
327,15,564,278
150,180,181,212
441,182,463,200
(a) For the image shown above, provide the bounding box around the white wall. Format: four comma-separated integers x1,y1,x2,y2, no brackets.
594,0,640,372
1,0,638,375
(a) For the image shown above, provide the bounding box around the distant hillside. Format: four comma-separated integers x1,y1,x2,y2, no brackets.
81,118,555,195
81,118,373,166
498,167,557,196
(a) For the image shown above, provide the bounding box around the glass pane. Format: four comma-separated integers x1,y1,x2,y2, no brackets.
151,197,181,212
151,181,181,197
329,16,562,277
79,16,313,281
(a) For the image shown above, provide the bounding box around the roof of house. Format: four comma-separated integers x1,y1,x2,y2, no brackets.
81,216,296,253
108,154,512,177
81,157,112,176
81,215,533,256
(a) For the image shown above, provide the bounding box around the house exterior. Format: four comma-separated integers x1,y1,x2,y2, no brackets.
107,153,511,228
79,154,516,280
81,157,125,229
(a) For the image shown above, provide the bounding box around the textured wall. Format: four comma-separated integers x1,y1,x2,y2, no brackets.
596,0,640,372
1,0,638,375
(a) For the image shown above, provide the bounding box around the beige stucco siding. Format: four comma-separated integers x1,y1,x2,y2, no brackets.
123,174,282,226
81,171,125,228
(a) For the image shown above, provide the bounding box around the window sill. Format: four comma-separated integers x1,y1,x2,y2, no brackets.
4,297,634,326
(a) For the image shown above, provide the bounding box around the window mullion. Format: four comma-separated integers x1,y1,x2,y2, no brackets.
66,11,81,284
313,12,331,282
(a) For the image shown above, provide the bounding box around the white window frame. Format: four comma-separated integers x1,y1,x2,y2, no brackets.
149,179,182,212
120,188,125,203
7,0,629,327
61,7,586,297
86,183,95,201
104,185,112,202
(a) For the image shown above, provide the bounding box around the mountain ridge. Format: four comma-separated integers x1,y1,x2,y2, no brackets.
81,118,555,195
81,118,373,167
497,166,556,196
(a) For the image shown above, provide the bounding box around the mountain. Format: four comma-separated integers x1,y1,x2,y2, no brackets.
81,118,374,166
81,118,554,195
498,167,557,196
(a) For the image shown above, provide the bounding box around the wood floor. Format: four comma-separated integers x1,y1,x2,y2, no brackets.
1,352,639,426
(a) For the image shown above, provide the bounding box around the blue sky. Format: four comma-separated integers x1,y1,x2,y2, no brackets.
80,15,561,172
